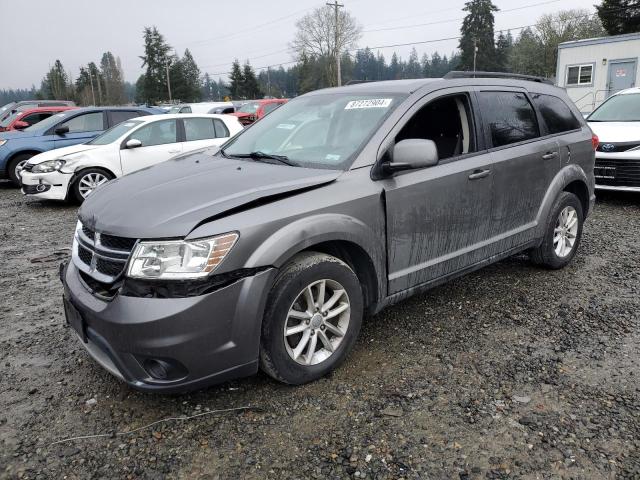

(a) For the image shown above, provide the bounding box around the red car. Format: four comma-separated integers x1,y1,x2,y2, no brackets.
0,106,77,132
230,99,288,125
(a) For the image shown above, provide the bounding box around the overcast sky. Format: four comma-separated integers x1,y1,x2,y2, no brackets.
0,0,595,90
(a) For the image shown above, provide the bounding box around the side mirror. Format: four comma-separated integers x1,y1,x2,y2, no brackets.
13,120,29,130
383,139,439,174
125,139,142,149
54,125,69,135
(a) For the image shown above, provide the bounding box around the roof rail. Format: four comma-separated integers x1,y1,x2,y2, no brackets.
444,71,553,85
345,79,377,85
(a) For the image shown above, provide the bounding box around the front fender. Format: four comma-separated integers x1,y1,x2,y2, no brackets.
534,164,591,238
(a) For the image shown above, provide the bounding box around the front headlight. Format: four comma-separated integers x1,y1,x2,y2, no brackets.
0,140,7,147
32,159,65,173
127,233,239,280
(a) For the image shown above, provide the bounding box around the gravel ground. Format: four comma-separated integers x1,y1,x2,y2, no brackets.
0,182,639,480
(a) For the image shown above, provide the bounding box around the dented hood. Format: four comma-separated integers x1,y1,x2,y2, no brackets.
79,152,341,239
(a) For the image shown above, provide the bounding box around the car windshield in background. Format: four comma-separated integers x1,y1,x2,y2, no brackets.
167,106,181,114
237,102,259,114
87,120,144,145
0,111,20,128
222,93,405,170
24,112,70,132
588,93,640,122
0,102,15,114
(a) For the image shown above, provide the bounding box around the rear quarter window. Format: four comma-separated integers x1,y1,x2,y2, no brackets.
531,94,581,135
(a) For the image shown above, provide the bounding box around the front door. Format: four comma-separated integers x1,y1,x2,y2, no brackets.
119,119,182,175
382,89,496,294
608,59,637,96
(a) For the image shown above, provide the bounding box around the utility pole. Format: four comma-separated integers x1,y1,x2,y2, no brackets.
267,67,271,98
166,60,172,102
88,72,96,105
326,0,344,87
472,37,478,75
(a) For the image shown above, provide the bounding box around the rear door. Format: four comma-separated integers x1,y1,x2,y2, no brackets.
381,87,497,293
119,119,181,175
53,111,106,148
181,117,229,152
477,89,559,247
107,110,145,127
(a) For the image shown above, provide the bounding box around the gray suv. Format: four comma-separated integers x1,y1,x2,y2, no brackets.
62,73,596,392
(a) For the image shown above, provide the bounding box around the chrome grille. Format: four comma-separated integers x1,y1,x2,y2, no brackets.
72,222,138,283
595,157,640,188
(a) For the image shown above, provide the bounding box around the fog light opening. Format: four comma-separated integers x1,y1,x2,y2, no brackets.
142,358,188,382
36,184,47,192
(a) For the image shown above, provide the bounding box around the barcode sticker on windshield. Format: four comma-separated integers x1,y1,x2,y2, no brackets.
344,98,392,110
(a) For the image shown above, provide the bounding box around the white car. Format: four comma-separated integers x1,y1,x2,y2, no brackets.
587,87,640,192
20,113,242,202
167,102,235,114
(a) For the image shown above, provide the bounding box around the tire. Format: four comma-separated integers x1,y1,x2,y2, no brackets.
530,191,584,269
7,153,34,186
70,168,114,203
259,252,364,385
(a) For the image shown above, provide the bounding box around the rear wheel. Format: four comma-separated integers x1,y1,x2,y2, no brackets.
7,153,34,186
530,191,584,269
71,168,113,203
259,252,363,384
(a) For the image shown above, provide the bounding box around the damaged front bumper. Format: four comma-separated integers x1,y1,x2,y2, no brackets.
61,261,276,393
20,170,71,200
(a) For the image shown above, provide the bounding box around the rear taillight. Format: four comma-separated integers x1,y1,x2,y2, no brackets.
592,134,599,151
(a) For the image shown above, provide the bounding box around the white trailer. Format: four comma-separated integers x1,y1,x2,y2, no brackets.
557,32,640,115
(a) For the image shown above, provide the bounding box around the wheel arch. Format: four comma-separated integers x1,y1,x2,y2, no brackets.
5,150,43,175
563,179,590,216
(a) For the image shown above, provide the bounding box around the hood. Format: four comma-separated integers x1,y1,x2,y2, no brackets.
588,121,640,143
0,129,39,140
79,152,341,239
27,143,100,164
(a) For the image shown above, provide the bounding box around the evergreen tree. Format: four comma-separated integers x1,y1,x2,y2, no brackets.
405,48,422,78
139,26,172,104
458,0,499,71
388,53,401,80
171,49,201,102
41,60,72,100
100,51,125,105
242,61,263,99
228,59,244,99
597,0,640,35
495,31,513,72
421,53,431,77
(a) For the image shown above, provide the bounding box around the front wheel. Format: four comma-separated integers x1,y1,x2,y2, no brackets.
70,168,113,203
530,191,584,269
7,153,34,186
259,252,363,385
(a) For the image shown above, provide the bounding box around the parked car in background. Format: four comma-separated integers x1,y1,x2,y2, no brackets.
168,102,235,114
587,87,640,192
20,114,242,202
0,106,77,132
0,100,76,123
0,106,162,185
230,98,288,125
61,73,595,392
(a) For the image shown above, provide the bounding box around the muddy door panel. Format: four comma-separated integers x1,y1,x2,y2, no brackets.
384,153,495,294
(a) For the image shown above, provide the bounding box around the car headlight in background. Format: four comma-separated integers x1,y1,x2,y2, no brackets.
0,140,7,147
31,159,65,173
127,233,239,280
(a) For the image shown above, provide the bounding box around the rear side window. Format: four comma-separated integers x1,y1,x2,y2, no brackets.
531,94,581,135
109,110,141,126
60,112,105,133
179,106,192,113
183,118,216,141
478,91,539,147
213,119,230,138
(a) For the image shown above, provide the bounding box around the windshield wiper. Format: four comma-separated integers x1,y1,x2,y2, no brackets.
227,150,297,166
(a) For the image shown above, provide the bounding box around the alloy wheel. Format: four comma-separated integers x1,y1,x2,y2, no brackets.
14,159,28,181
78,172,109,198
554,206,578,258
284,279,351,366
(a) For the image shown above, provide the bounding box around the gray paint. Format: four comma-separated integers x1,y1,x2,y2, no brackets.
67,76,595,392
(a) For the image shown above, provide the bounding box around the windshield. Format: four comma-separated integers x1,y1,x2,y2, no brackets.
0,111,20,128
87,120,144,145
0,102,15,114
223,93,405,170
237,102,259,114
24,112,70,132
588,93,640,122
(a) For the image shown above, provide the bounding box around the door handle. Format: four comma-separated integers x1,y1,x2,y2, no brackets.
542,151,558,160
468,169,491,180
